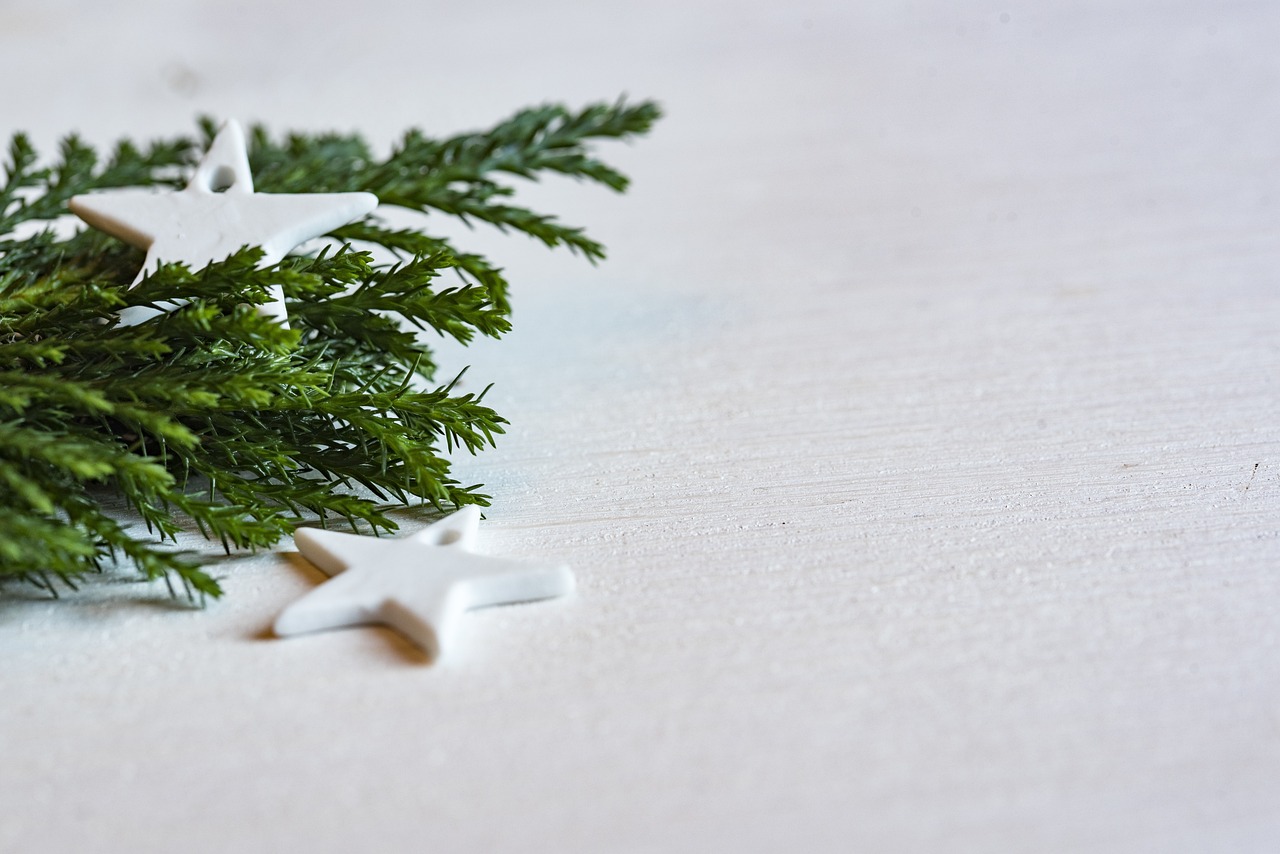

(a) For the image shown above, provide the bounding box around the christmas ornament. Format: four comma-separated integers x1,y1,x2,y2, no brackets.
274,507,574,659
69,119,377,326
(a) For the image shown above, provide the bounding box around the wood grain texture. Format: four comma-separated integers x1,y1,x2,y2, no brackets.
1,2,1277,852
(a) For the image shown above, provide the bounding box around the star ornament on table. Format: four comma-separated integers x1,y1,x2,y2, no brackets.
274,507,575,662
69,119,378,326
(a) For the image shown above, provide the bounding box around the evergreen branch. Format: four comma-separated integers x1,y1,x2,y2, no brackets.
327,223,511,313
0,99,657,599
249,98,661,260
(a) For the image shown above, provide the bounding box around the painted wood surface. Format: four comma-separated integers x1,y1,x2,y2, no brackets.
2,2,1277,851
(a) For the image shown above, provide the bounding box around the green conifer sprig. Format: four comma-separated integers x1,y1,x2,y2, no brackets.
0,99,660,600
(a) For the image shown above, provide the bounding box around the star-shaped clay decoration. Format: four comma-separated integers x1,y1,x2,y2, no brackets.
69,119,378,326
274,507,575,661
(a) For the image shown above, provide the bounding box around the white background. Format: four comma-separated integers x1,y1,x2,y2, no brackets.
2,1,1278,851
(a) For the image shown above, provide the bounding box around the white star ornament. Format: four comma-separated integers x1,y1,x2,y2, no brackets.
69,120,377,326
274,507,575,661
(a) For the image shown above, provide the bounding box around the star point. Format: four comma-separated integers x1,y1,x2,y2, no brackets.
274,508,575,662
69,119,378,325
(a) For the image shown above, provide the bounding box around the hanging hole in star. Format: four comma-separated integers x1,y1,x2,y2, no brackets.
435,530,463,546
208,165,237,192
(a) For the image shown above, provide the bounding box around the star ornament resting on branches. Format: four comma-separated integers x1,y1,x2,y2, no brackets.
69,119,378,325
274,507,575,661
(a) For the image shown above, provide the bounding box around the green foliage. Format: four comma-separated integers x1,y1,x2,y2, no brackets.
0,100,660,600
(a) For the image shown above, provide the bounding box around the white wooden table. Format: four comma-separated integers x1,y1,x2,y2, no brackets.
2,2,1278,851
